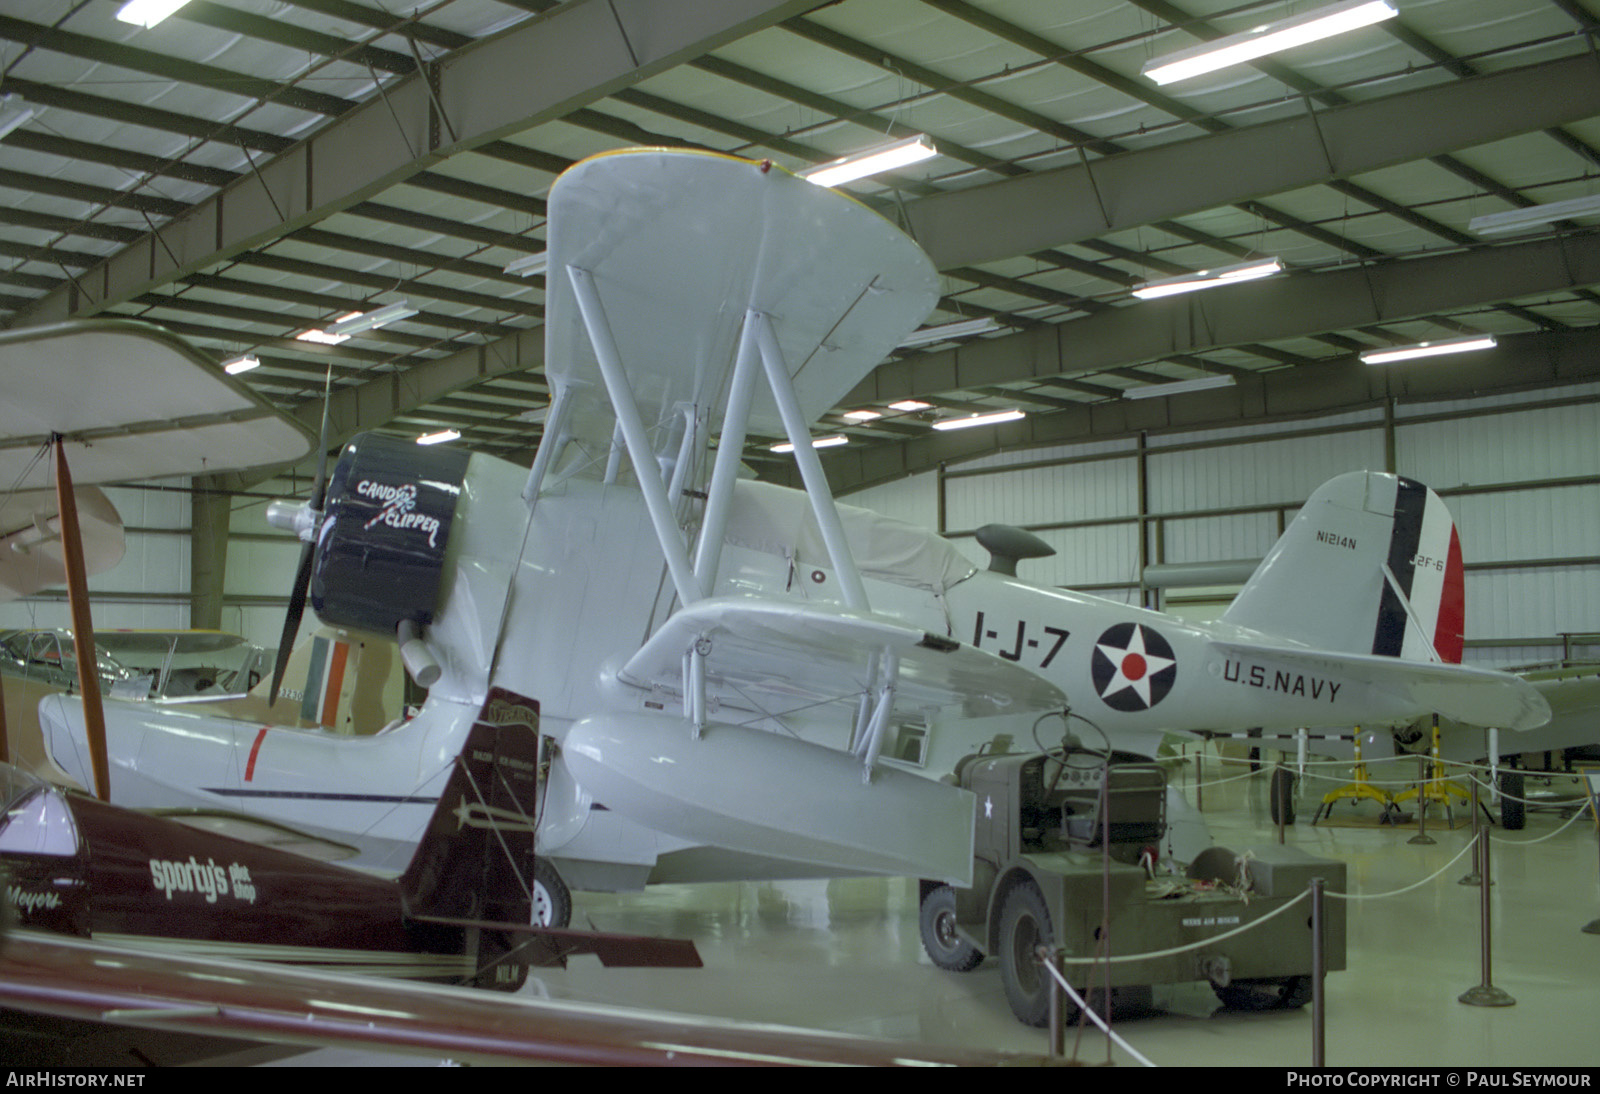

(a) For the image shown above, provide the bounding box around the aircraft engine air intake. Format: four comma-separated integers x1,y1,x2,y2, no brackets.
310,431,470,635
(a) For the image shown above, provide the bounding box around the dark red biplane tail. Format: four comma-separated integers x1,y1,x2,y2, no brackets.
399,688,543,990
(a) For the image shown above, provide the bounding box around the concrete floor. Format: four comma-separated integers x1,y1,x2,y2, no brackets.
271,763,1600,1067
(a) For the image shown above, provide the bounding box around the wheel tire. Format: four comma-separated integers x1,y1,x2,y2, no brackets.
533,858,571,928
1499,771,1525,831
1213,975,1313,1011
1270,767,1297,826
997,882,1056,1027
919,884,983,972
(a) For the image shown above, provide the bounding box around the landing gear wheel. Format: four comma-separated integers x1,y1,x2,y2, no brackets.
1269,767,1297,825
998,882,1056,1027
1213,975,1313,1011
919,884,983,972
533,858,571,928
1498,771,1525,831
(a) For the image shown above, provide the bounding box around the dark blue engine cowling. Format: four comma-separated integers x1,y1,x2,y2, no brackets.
311,431,472,635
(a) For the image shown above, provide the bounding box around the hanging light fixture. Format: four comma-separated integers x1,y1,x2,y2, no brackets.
417,429,462,445
770,435,849,453
325,301,416,337
800,135,938,188
1132,258,1283,300
0,94,34,141
930,409,1025,432
1142,0,1399,86
504,252,549,277
222,355,260,375
1468,195,1600,236
1122,375,1237,400
1360,334,1497,365
116,0,193,27
897,316,1000,348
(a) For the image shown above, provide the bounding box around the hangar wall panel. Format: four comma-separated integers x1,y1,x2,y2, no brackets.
943,455,1136,532
847,473,938,529
1146,428,1385,513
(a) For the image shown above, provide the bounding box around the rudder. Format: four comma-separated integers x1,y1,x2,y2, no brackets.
1221,472,1464,664
399,688,542,990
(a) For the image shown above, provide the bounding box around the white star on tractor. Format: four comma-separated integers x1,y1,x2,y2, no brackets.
1095,626,1175,707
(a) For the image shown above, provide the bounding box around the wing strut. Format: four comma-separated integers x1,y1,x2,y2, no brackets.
750,310,870,612
692,318,761,589
565,265,705,608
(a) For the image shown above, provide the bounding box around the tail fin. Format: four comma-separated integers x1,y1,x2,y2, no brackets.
400,688,542,990
1221,472,1465,664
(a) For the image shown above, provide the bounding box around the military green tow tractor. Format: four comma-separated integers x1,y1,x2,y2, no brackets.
919,744,1346,1026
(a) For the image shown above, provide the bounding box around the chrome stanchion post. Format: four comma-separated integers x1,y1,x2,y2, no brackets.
1584,774,1600,935
1408,753,1435,846
1459,826,1514,1007
1460,773,1483,886
1311,876,1326,1067
1047,947,1065,1057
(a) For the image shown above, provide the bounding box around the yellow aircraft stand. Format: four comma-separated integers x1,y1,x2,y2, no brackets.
1392,718,1472,828
1311,728,1398,825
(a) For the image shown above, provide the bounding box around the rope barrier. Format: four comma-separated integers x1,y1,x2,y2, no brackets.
1039,959,1158,1067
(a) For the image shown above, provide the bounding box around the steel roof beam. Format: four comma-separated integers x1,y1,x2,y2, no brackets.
902,53,1600,271
9,0,817,329
815,325,1600,494
848,231,1600,407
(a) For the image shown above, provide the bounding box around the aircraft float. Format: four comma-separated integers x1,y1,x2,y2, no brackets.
37,149,1550,925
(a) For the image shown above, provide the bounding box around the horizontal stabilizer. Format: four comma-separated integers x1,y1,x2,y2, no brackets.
565,713,975,886
1210,639,1551,731
619,597,1066,719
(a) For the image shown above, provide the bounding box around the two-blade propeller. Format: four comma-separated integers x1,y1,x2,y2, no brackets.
266,371,335,706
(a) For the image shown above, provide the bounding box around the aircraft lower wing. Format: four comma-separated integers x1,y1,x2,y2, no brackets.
1209,639,1552,731
0,931,1048,1067
619,596,1067,719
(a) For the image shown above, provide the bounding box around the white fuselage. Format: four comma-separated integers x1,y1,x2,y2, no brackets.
39,453,1516,886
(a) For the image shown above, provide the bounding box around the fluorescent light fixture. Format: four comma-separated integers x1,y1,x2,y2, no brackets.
504,252,549,277
222,354,260,375
1132,257,1283,300
1122,374,1236,400
416,429,462,445
325,301,416,337
770,435,849,453
898,316,1000,348
842,409,882,421
295,312,361,346
0,94,34,141
1142,0,1398,86
800,134,937,188
930,409,1025,432
1469,195,1600,236
888,399,932,412
116,0,191,27
1360,334,1497,365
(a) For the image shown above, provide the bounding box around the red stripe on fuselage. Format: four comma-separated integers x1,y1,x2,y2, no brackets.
1435,526,1465,663
244,726,269,782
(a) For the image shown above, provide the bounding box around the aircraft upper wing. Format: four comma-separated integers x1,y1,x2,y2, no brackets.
542,149,939,471
0,320,316,489
618,596,1067,720
1210,639,1552,731
0,931,1047,1067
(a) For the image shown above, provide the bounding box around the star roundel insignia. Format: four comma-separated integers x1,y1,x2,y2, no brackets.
1091,623,1177,712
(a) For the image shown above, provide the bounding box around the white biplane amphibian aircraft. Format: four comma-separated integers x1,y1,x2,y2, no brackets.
41,149,1549,923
